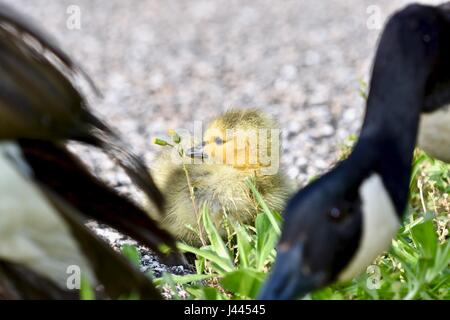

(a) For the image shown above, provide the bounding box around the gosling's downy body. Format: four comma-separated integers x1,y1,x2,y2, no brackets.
151,110,291,245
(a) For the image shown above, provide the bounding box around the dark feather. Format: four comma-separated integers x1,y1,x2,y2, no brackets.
40,186,163,300
0,259,78,300
0,2,164,210
75,126,166,213
18,139,176,256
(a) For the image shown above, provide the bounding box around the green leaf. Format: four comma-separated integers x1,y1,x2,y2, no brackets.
202,205,233,266
186,286,225,300
235,224,252,268
195,256,205,275
255,213,278,270
154,273,216,286
178,243,234,273
80,275,95,300
427,239,450,282
312,286,345,300
121,244,141,268
410,219,438,259
246,180,281,234
220,268,265,299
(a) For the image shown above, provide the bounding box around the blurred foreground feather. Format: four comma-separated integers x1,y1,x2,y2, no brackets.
0,2,177,299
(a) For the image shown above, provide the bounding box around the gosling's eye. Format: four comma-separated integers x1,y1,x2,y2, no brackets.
328,207,345,222
214,137,224,145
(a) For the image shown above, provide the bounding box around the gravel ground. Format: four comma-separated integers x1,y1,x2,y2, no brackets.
3,0,443,278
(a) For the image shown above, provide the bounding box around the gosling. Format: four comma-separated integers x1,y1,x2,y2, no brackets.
150,109,292,245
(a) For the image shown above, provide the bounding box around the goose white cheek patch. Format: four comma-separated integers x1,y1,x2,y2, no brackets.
338,174,400,281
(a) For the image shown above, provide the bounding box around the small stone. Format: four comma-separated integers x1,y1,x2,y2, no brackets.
280,64,298,81
304,50,321,66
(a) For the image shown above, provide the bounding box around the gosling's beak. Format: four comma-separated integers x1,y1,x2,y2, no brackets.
258,242,325,300
186,143,208,159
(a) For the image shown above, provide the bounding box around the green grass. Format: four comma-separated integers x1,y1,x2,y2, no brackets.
148,126,449,299
154,184,281,300
123,86,450,300
151,148,449,300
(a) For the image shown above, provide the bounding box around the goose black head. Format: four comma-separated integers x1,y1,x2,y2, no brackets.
259,151,401,299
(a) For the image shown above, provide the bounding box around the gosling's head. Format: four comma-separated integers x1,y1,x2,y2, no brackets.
187,109,280,174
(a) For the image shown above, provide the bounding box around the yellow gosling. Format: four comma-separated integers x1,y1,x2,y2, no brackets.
150,109,292,246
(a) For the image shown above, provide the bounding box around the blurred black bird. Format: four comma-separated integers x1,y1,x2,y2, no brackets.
0,3,165,209
260,3,450,300
0,3,176,299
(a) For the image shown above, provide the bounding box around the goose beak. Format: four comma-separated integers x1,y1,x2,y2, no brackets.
186,143,208,160
258,242,325,300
